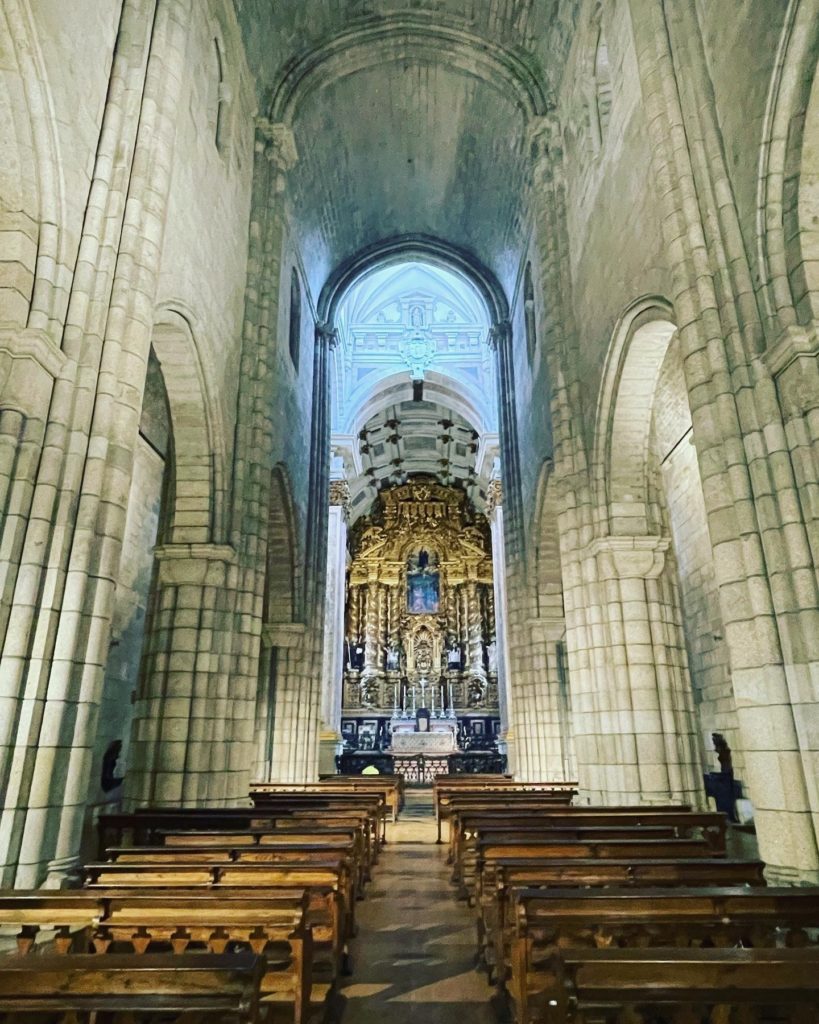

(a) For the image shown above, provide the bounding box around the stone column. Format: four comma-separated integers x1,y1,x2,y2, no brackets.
127,120,298,806
319,476,349,774
487,480,514,752
0,0,194,888
579,537,702,805
629,0,819,880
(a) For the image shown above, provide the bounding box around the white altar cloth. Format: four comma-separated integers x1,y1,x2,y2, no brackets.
388,730,458,754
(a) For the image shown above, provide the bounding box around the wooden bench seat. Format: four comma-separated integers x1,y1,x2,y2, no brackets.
474,856,767,980
99,801,383,857
0,951,264,1021
434,788,579,843
256,778,404,822
448,808,726,866
463,837,717,901
84,859,354,949
0,890,314,1022
536,947,819,1024
508,886,819,1023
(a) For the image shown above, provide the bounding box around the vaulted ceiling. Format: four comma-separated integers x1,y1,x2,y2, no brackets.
234,0,574,299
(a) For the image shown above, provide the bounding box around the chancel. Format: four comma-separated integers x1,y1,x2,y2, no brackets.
1,1,819,1020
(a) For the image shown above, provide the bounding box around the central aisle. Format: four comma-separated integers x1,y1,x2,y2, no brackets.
336,790,497,1022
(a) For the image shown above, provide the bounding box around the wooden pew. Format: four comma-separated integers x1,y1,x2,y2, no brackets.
152,829,368,892
434,783,578,843
0,951,264,1021
475,856,767,967
536,947,819,1024
99,800,383,857
508,886,819,1024
248,791,389,844
102,841,363,901
448,808,726,867
464,837,717,903
84,859,354,954
251,781,397,824
0,891,312,1023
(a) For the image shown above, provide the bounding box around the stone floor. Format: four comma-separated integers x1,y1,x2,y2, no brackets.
334,790,497,1022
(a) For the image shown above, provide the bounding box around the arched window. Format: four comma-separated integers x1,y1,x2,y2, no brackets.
289,268,301,371
594,28,613,142
524,262,537,364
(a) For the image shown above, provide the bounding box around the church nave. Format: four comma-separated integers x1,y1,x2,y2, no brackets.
337,792,496,1023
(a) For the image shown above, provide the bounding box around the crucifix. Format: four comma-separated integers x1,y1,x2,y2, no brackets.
418,676,428,709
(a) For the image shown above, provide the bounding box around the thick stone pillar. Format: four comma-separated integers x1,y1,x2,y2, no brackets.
630,0,819,880
319,476,349,774
578,537,702,805
126,543,239,805
0,0,193,888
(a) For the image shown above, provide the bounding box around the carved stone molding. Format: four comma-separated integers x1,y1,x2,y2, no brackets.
329,478,351,514
0,328,68,418
486,477,503,514
763,324,819,418
255,119,298,190
154,543,236,587
262,622,306,649
585,535,669,580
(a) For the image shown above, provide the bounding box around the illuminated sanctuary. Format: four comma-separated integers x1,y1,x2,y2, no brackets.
319,262,507,775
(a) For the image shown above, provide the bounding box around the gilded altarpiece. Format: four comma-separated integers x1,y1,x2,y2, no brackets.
343,478,499,722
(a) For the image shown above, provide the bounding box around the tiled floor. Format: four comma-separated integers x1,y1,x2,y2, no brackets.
334,791,498,1022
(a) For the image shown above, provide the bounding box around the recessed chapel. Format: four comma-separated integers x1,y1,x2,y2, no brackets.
1,0,819,1019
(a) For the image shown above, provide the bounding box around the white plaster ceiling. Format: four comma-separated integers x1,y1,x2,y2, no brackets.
331,260,496,434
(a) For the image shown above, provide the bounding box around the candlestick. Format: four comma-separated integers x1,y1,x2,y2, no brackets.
431,687,435,716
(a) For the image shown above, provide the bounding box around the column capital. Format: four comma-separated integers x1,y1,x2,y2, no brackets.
527,112,562,185
488,319,512,352
329,478,351,515
763,323,819,418
154,543,236,587
262,622,306,649
486,477,503,514
585,534,669,580
0,327,68,419
316,321,339,348
255,119,298,190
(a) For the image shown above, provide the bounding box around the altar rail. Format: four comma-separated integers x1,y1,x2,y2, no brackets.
336,752,507,783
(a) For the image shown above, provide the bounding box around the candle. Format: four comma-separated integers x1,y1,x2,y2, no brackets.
431,687,435,715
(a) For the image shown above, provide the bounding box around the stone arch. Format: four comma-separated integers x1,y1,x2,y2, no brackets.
0,1,64,329
757,0,819,331
533,459,564,622
319,234,509,329
265,464,301,626
269,13,549,124
150,307,226,544
593,296,677,535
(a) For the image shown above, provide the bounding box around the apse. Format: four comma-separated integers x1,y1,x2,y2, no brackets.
321,259,509,780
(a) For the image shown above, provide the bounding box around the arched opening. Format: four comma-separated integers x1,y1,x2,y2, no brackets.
523,262,537,365
289,268,302,372
255,465,302,781
513,459,575,782
316,253,512,780
587,299,734,804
